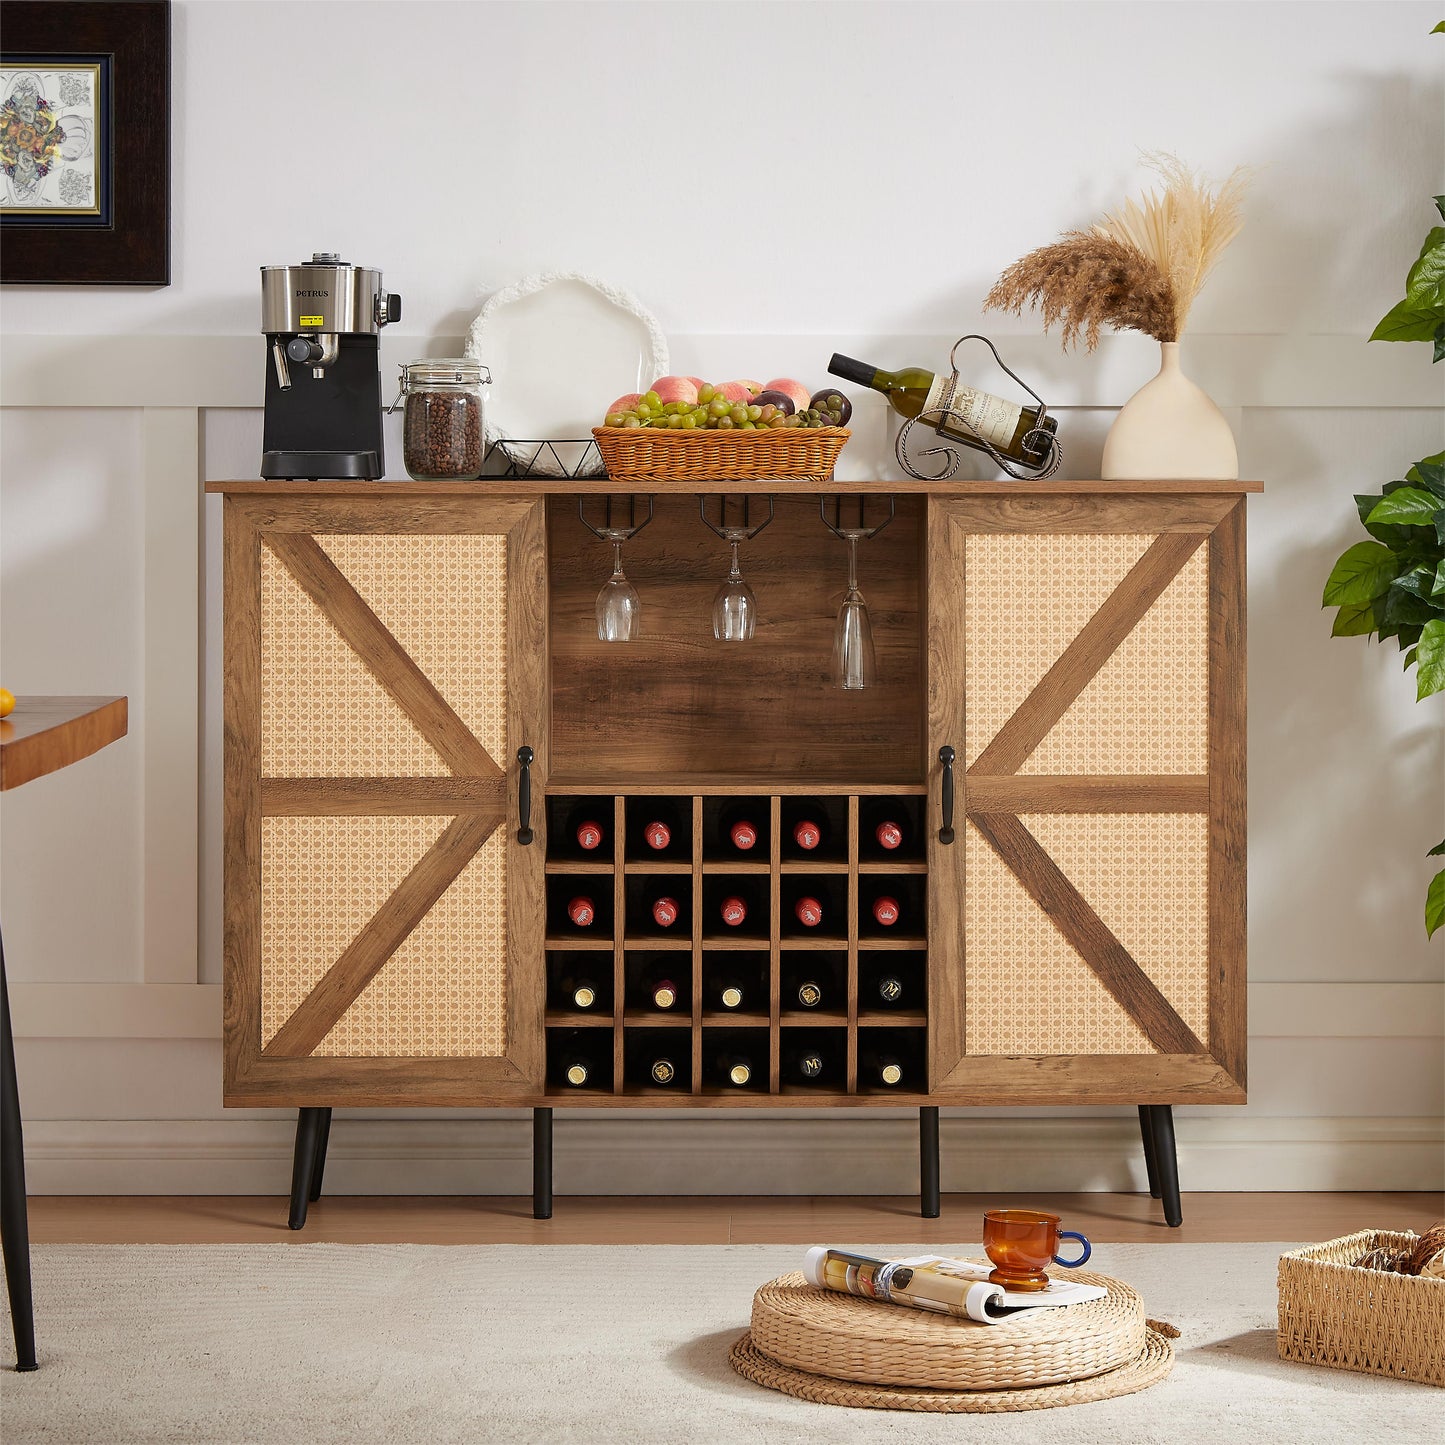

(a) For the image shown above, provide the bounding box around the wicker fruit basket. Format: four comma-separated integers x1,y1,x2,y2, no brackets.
1278,1230,1444,1387
592,426,849,483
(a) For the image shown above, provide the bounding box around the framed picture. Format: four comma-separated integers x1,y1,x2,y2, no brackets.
0,0,168,285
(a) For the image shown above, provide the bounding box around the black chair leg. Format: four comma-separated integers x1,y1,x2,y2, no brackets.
919,1106,940,1219
288,1108,324,1231
307,1109,332,1203
532,1108,552,1220
1139,1104,1161,1199
0,948,38,1370
1147,1105,1183,1227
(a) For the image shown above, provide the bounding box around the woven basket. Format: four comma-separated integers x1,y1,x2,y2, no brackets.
592,425,849,482
1278,1230,1445,1387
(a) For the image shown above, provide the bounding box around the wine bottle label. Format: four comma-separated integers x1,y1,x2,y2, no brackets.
653,982,677,1008
793,820,821,850
565,1063,589,1086
729,1063,751,1086
880,1062,903,1086
875,820,903,850
721,896,747,926
644,821,671,850
720,985,743,1009
651,1059,676,1085
729,820,758,850
878,976,903,1004
652,897,680,928
795,896,823,928
924,374,1022,452
575,820,603,850
567,897,595,927
572,985,596,1008
800,1054,823,1079
797,981,822,1008
872,896,900,927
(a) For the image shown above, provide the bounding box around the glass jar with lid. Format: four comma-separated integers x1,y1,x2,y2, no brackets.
394,359,490,481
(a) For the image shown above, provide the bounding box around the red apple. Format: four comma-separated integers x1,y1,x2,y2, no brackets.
607,392,643,415
685,376,706,389
765,377,811,412
716,381,752,404
651,375,699,406
737,379,764,396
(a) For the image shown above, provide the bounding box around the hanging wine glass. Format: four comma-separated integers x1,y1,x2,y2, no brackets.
578,496,653,643
700,495,773,643
820,495,895,691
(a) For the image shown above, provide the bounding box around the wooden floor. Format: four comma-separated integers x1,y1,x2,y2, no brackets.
26,1192,1442,1245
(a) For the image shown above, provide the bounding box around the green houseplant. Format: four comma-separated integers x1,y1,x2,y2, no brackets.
1322,187,1445,937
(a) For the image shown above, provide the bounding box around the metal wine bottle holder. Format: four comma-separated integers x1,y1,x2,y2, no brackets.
896,334,1062,482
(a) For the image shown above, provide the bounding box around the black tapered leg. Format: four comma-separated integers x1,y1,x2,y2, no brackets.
1147,1105,1182,1227
307,1108,333,1203
1139,1104,1161,1199
532,1108,552,1220
1,947,39,1370
288,1108,324,1231
919,1106,940,1219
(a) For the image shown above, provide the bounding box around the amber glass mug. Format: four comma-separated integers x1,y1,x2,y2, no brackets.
983,1209,1092,1291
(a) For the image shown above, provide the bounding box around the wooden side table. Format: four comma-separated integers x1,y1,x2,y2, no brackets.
1,696,128,1371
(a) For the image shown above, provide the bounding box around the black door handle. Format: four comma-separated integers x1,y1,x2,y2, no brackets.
938,745,955,845
517,745,535,845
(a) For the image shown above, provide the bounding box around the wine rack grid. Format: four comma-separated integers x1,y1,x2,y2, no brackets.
543,790,929,1099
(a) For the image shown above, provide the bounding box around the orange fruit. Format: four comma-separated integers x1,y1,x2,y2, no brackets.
0,688,13,718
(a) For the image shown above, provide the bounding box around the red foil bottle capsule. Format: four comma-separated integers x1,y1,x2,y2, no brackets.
729,820,758,851
792,819,821,850
652,895,680,928
720,895,748,927
567,895,596,928
872,895,900,927
795,896,824,928
643,820,671,851
575,819,604,851
874,820,903,851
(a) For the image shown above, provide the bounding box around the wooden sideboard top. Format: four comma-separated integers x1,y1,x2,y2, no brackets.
0,695,128,791
207,478,1264,497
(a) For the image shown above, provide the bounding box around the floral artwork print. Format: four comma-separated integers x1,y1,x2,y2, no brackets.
0,66,99,213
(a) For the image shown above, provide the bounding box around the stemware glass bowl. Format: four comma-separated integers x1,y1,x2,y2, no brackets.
712,536,757,642
596,534,640,642
821,496,894,691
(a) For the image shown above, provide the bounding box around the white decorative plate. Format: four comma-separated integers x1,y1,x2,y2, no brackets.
465,272,668,477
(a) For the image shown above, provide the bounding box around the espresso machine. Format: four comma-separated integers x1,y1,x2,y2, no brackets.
260,252,401,478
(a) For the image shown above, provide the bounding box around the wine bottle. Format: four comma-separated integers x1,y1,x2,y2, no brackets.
787,1045,825,1082
566,895,597,928
795,979,824,1009
566,806,605,853
871,895,901,928
876,973,904,1006
863,803,907,853
828,352,1057,465
559,975,600,1010
794,895,824,929
642,818,672,851
714,975,745,1010
718,804,761,853
719,894,748,928
716,1052,754,1087
646,887,682,930
644,969,681,1010
789,810,829,852
560,1057,592,1087
862,1050,904,1087
649,1056,678,1086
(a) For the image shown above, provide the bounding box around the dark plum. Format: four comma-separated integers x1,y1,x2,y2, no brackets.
752,389,796,416
810,388,853,426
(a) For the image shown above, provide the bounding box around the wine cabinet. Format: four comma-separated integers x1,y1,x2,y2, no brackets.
211,476,1256,1223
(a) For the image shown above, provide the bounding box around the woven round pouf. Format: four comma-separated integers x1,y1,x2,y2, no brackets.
747,1269,1147,1391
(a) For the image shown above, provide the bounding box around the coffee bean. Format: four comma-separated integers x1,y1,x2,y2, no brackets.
403,391,482,479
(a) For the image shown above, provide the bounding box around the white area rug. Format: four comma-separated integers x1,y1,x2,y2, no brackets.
1,1243,1436,1443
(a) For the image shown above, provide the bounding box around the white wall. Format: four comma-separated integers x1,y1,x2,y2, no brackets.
1,0,1441,1196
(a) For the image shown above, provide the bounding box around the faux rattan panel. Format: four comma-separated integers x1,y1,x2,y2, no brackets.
315,534,508,765
964,535,1150,767
261,815,507,1058
1022,547,1208,775
260,546,447,778
964,813,1208,1056
261,815,445,1049
318,824,507,1058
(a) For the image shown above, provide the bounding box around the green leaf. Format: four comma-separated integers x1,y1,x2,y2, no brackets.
1434,21,1445,34
1370,299,1439,343
1408,453,1445,499
1428,868,1445,939
1383,587,1440,628
1367,488,1440,525
1404,646,1419,668
1436,322,1445,363
1323,541,1399,605
1404,227,1445,306
1331,599,1377,636
1436,510,1445,546
1428,839,1445,858
1437,193,1445,219
1417,617,1445,698
1434,559,1445,599
1392,564,1442,602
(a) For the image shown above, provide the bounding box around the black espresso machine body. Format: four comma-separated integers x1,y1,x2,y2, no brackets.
260,253,401,479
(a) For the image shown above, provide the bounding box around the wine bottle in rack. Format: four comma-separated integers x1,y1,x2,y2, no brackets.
566,806,606,853
714,975,746,1010
789,810,830,853
861,1049,904,1087
871,895,901,928
876,973,905,1006
643,884,683,930
566,894,598,929
716,1051,755,1088
862,802,908,853
795,978,824,1009
643,968,682,1010
560,974,601,1010
828,352,1058,465
719,894,749,929
641,817,673,852
794,895,825,929
560,1056,594,1088
786,1045,826,1082
718,804,761,854
649,1056,679,1086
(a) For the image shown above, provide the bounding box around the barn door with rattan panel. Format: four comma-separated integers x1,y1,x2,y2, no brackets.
926,494,1246,1104
223,495,548,1107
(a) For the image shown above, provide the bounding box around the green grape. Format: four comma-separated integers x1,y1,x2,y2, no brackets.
717,416,735,429
680,413,697,429
667,413,686,428
757,404,776,422
643,391,662,409
635,401,654,419
740,420,756,430
709,398,730,418
729,406,748,425
697,383,715,404
622,415,642,429
604,413,625,428
746,404,762,421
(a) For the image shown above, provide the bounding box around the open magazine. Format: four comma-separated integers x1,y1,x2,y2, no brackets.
803,1248,1107,1325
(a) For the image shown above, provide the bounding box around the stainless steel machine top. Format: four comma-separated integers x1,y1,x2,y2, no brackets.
260,252,401,337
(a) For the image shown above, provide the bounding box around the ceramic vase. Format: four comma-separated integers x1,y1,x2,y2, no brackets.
1101,341,1237,481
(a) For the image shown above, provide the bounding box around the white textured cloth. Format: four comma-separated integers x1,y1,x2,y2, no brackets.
1,1242,1437,1443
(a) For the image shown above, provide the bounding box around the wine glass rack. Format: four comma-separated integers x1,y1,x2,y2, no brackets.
543,789,929,1099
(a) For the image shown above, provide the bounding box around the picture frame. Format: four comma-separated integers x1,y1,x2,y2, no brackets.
0,0,169,285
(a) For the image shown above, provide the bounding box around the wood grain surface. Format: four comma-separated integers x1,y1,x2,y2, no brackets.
0,696,127,791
